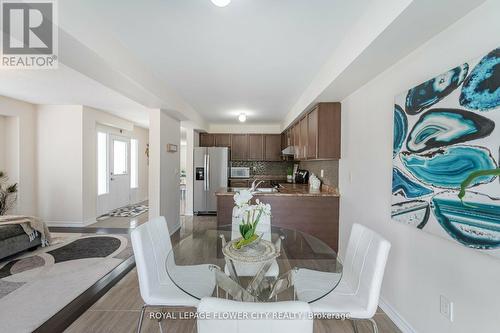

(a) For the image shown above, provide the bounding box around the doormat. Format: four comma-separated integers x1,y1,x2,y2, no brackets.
97,204,148,220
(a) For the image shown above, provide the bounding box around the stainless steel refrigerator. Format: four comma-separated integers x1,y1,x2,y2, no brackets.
193,147,229,214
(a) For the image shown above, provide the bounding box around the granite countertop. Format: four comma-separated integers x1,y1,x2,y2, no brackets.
228,175,288,181
216,183,340,197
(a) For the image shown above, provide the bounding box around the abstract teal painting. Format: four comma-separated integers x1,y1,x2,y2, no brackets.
392,47,500,258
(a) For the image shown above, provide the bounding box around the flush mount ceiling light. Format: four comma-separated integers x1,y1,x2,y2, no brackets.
211,0,231,7
238,113,247,122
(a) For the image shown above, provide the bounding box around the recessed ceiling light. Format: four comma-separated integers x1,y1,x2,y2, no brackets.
238,113,247,122
211,0,231,7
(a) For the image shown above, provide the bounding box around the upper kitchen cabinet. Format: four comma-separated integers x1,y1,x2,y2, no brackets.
306,102,341,159
248,134,264,160
214,134,231,147
307,107,318,159
316,102,341,159
299,116,308,160
199,133,215,147
293,122,301,160
283,102,341,160
230,134,248,160
282,129,291,150
264,134,282,161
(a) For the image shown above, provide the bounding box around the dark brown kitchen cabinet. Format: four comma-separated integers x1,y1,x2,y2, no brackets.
231,134,248,160
199,133,215,147
248,134,264,160
316,102,341,159
282,102,341,160
293,123,301,160
229,179,249,187
307,107,318,159
264,134,282,161
299,116,308,160
281,132,287,150
215,134,231,147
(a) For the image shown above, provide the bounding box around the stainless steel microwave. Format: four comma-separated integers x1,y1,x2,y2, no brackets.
230,167,250,178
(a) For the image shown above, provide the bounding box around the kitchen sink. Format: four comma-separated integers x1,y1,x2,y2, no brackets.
229,187,279,193
255,188,279,193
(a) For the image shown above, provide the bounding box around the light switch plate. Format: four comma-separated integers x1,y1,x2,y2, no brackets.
320,169,324,178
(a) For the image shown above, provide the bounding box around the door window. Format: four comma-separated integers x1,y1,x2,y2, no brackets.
97,132,108,195
113,140,128,175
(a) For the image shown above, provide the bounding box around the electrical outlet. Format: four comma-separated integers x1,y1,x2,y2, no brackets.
320,169,324,178
440,295,454,322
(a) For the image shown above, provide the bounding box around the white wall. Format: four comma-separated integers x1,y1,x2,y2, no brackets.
182,126,195,215
0,115,21,214
339,2,500,332
149,109,181,233
0,116,4,171
37,105,84,225
33,104,150,225
132,125,149,203
207,123,282,134
0,96,37,215
4,116,19,197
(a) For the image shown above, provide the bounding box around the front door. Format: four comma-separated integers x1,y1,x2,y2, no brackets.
108,135,131,210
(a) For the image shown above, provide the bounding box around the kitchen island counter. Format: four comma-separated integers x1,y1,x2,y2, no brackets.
216,183,340,251
215,183,340,197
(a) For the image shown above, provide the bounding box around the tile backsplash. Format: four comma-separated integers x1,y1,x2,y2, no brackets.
230,160,339,187
230,161,294,176
299,160,339,187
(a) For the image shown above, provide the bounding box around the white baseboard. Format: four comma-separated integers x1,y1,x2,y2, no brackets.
379,297,417,333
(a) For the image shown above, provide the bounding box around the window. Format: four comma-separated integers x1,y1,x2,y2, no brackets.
113,140,128,175
131,139,138,189
97,132,108,195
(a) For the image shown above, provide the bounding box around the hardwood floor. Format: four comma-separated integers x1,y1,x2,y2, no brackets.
65,216,401,333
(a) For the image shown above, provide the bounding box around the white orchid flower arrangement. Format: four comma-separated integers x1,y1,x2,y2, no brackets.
233,189,271,249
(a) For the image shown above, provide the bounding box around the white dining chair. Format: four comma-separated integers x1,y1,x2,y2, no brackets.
296,223,391,333
131,216,216,333
225,206,279,277
197,297,313,333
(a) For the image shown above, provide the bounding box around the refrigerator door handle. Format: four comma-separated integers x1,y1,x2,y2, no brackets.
203,154,208,191
206,154,210,191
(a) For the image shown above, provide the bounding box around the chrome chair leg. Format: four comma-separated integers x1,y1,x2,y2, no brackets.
157,307,165,333
158,318,164,333
137,304,147,333
351,319,359,333
367,318,379,333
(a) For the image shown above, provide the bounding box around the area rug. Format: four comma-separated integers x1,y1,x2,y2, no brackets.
97,203,148,220
0,232,133,333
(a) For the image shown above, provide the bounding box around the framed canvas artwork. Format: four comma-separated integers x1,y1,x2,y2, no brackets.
392,47,500,258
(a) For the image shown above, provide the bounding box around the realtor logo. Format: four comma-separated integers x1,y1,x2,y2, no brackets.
1,0,58,69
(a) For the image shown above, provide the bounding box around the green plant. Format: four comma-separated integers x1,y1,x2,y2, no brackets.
0,171,18,215
233,189,271,249
287,166,293,176
458,168,500,203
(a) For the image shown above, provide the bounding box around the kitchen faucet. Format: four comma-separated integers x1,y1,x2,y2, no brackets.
251,179,264,191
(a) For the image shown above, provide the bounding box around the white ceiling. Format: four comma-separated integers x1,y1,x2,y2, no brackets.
0,64,150,127
58,0,371,124
0,0,488,129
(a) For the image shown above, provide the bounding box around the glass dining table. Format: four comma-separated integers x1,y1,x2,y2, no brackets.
165,225,343,303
